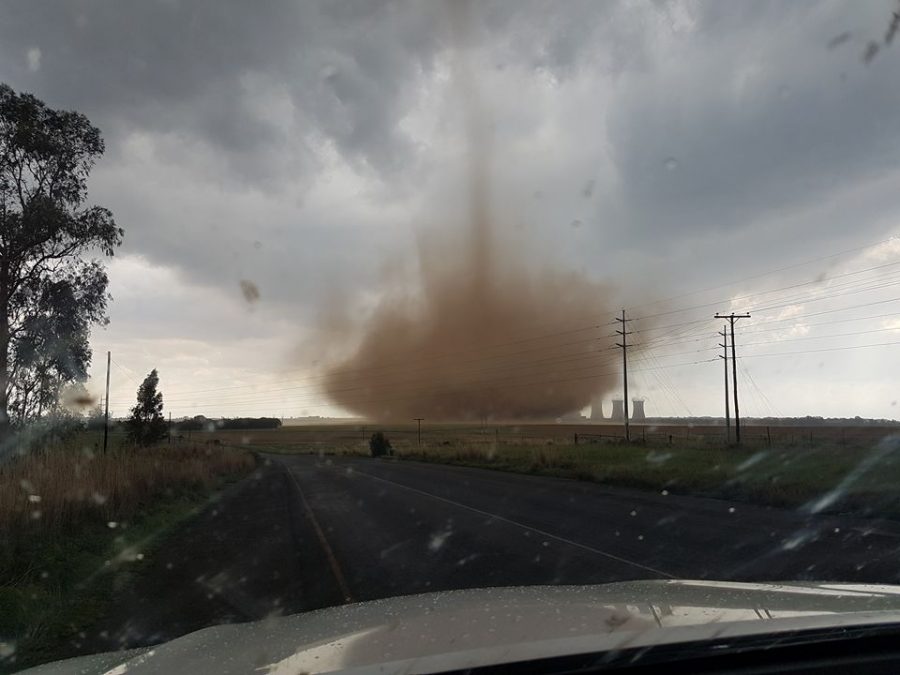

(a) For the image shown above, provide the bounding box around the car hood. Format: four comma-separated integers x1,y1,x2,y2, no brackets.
21,580,900,675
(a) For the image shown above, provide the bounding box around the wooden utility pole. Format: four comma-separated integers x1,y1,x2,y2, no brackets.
714,313,751,444
615,310,633,442
413,418,424,449
168,411,172,444
103,351,111,453
719,326,731,444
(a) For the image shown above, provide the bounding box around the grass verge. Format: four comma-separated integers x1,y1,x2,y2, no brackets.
0,443,255,673
394,440,900,518
227,426,900,519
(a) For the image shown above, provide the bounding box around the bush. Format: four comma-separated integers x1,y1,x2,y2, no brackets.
369,432,392,457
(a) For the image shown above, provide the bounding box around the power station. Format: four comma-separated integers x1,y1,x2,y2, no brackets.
595,398,646,422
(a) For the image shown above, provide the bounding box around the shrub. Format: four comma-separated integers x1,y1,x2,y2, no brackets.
369,432,392,457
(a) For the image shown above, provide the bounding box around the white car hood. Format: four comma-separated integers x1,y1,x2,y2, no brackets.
21,580,900,675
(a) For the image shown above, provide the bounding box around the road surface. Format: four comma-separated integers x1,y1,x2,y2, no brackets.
81,453,900,654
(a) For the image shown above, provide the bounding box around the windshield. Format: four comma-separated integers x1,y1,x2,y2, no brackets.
2,1,900,673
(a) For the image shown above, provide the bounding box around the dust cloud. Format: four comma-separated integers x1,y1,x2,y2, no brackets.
318,2,617,422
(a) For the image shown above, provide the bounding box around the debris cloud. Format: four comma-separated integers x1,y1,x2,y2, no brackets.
318,2,615,421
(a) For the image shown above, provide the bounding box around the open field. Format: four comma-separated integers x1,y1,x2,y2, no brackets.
195,422,900,517
0,440,256,672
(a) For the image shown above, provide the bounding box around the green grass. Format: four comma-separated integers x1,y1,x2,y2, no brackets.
214,424,900,518
0,444,255,673
393,440,900,516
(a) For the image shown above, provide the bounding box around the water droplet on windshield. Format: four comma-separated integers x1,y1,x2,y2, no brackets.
663,157,679,170
319,63,338,81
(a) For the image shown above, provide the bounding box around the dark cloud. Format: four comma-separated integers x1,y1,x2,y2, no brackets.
0,0,446,185
2,0,899,384
603,0,900,253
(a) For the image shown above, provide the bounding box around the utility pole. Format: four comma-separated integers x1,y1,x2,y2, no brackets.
103,351,111,454
413,418,424,449
615,309,633,442
714,313,751,444
168,411,172,444
719,325,731,444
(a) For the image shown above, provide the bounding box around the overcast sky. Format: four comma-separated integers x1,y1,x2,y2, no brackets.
2,0,900,420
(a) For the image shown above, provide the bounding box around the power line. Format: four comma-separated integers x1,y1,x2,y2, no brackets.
628,235,900,314
740,339,900,359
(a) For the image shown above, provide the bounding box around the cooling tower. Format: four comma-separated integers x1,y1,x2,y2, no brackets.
611,399,625,422
590,397,605,421
631,398,646,421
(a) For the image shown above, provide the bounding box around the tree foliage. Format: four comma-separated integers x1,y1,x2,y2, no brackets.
127,369,167,446
369,431,392,457
0,83,122,431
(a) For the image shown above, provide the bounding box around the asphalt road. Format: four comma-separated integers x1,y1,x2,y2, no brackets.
276,454,900,602
79,454,900,655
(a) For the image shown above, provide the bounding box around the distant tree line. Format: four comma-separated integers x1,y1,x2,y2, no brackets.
174,415,282,431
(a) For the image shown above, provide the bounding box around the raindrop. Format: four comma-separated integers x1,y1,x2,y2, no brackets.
428,530,451,552
833,527,840,533
107,521,118,529
240,279,260,304
728,507,736,514
541,541,550,547
637,535,644,541
570,219,582,229
582,179,595,198
319,63,339,81
253,240,262,250
28,494,41,503
30,510,41,520
92,491,107,505
630,510,637,517
661,490,669,496
663,157,679,171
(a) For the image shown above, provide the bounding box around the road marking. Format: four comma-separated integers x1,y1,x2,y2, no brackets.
352,467,674,579
285,465,355,603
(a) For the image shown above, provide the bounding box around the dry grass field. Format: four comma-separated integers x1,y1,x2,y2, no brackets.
0,441,255,670
196,421,900,517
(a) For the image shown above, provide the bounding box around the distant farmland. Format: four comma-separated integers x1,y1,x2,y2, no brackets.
191,420,900,520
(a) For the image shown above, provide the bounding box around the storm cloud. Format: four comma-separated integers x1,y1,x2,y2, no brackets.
0,0,898,418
